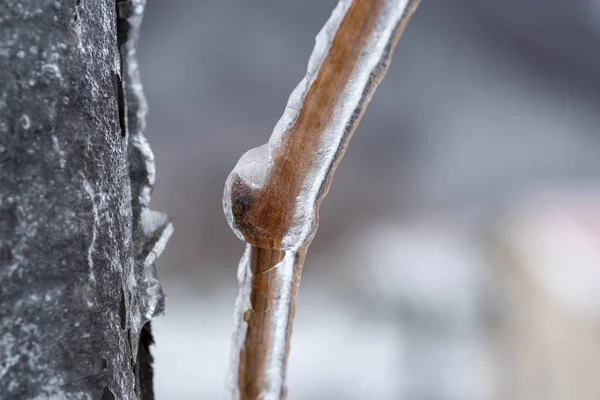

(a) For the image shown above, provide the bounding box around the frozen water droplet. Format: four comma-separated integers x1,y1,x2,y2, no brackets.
20,114,30,130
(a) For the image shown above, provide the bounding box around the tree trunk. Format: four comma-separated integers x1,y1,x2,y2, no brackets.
0,1,171,399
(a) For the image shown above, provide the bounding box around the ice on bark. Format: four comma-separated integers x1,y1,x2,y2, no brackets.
0,0,170,398
118,0,172,358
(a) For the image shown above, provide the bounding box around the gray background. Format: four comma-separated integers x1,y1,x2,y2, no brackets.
137,1,600,398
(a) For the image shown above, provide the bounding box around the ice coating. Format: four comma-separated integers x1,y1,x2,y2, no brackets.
223,0,419,251
118,0,172,358
223,0,420,398
227,246,299,399
227,245,253,398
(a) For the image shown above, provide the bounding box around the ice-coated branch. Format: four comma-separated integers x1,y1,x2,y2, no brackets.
223,1,420,398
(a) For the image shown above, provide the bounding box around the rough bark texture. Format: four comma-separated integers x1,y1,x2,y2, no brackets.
0,1,170,399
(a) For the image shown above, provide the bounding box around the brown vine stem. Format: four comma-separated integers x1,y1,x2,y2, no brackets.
223,0,420,398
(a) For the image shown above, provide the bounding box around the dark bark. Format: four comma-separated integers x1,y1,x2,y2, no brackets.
0,1,170,399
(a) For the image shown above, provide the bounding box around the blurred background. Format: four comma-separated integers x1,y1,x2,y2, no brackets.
138,1,600,399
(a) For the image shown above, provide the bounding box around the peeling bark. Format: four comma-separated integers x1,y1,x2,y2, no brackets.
0,1,170,399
